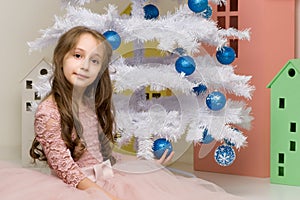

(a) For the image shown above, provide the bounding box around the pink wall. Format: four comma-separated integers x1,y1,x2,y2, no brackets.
194,0,295,177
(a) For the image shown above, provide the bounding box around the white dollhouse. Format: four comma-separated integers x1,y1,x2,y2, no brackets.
21,59,52,167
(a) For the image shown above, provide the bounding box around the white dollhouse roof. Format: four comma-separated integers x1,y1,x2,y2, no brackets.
20,58,52,82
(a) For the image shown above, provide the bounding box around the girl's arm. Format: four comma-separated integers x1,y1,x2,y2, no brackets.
35,103,86,187
35,102,120,199
34,100,118,199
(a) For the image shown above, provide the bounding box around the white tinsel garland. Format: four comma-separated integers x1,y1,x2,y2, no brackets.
111,63,197,94
61,0,102,7
28,4,250,54
28,5,119,52
136,137,155,160
130,0,146,17
111,55,254,99
189,55,254,99
184,100,251,147
186,119,247,148
113,88,252,148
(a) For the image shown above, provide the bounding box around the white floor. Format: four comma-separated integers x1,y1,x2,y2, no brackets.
195,170,300,200
169,159,300,200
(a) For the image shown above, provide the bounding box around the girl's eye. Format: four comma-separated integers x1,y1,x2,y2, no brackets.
91,59,100,65
74,53,82,59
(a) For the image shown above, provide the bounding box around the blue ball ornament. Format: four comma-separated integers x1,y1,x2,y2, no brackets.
175,56,196,76
202,5,212,19
188,0,208,13
103,30,121,50
214,144,236,166
206,91,226,111
216,46,236,65
143,4,159,20
193,83,207,95
201,129,214,144
152,138,173,159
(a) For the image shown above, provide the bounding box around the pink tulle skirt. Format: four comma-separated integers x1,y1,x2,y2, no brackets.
0,160,243,200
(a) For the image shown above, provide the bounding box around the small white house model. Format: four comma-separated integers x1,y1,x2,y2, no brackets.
21,59,52,167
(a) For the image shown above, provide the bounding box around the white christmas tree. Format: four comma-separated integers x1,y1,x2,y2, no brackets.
29,0,254,166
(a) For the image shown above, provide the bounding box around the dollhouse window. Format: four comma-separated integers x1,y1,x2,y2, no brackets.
279,98,285,109
217,16,226,29
278,166,284,176
288,68,296,77
278,153,284,163
230,39,238,58
34,92,41,100
290,122,296,132
40,68,48,75
230,16,238,29
230,0,238,11
26,80,32,89
217,2,226,12
152,93,161,98
26,102,32,111
290,141,296,151
146,93,150,100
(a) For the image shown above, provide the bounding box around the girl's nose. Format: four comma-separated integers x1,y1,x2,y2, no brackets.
80,59,89,71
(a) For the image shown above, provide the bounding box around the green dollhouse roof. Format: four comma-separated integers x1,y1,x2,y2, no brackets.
267,58,300,88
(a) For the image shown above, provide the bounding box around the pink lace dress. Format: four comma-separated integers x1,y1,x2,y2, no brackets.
0,98,243,200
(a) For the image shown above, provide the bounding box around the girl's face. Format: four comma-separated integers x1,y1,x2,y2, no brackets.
63,33,104,89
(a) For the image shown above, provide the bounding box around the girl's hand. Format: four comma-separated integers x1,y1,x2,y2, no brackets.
156,149,175,166
78,178,121,200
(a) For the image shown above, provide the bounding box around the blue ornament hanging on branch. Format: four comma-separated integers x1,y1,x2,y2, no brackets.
193,83,207,95
206,91,226,111
224,127,240,146
201,128,214,144
188,0,208,13
216,46,236,65
224,139,235,146
143,4,159,20
175,55,196,76
172,47,186,56
152,138,173,159
202,5,212,19
214,144,236,166
103,30,121,50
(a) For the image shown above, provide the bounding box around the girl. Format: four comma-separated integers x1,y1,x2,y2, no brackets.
0,26,243,200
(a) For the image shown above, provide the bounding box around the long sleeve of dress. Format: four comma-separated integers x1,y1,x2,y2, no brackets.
34,99,86,187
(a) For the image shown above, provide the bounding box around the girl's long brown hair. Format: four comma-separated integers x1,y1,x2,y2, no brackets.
30,26,114,162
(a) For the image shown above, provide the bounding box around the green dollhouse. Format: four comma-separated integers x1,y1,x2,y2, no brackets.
267,58,300,186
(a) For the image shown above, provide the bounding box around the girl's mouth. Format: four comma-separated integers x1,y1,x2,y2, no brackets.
75,73,89,79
